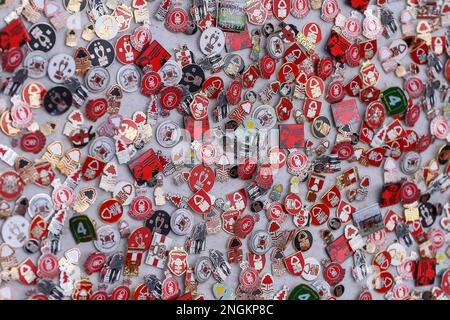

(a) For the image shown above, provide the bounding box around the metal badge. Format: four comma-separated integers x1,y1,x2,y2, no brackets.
47,53,76,84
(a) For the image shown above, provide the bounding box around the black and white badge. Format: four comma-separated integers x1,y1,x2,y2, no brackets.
28,23,56,52
88,39,115,67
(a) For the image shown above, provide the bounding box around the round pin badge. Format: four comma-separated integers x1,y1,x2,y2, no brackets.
0,170,24,200
249,230,272,255
160,86,183,110
117,64,141,93
47,53,76,83
323,262,345,286
266,202,287,223
23,51,48,79
20,131,45,154
94,225,121,253
284,193,303,215
28,193,54,219
85,66,110,93
170,208,194,236
89,136,116,162
180,64,205,93
252,105,277,130
404,77,425,99
365,101,386,129
145,210,171,235
95,15,119,40
266,34,285,59
99,198,124,224
430,115,449,139
128,196,153,221
2,215,29,248
43,86,73,115
200,27,225,56
194,257,213,283
387,242,407,266
400,181,420,204
158,60,183,86
88,39,115,67
28,23,56,52
287,151,310,176
312,116,331,138
131,25,152,52
156,120,181,148
141,71,163,96
400,151,421,174
115,34,140,64
22,82,46,108
223,54,245,78
293,229,313,252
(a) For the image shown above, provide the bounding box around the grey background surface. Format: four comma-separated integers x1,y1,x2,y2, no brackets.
0,0,449,300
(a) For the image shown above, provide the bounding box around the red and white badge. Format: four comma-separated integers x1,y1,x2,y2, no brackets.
326,80,344,104
141,71,162,96
284,193,303,215
323,262,345,286
373,251,391,271
336,199,356,223
344,75,363,97
321,0,340,22
202,76,224,99
284,251,304,276
226,79,242,105
189,164,215,192
190,92,209,120
129,196,153,221
266,202,287,223
273,0,291,21
278,62,299,83
365,101,386,129
404,77,424,99
85,98,108,122
99,198,123,223
188,188,212,214
305,76,324,99
160,86,183,110
168,247,188,276
291,0,309,18
384,209,402,232
115,34,139,64
373,271,395,293
310,203,330,226
345,43,361,67
259,55,276,79
303,23,322,44
38,251,59,279
303,98,322,122
284,43,307,65
430,116,449,140
227,189,248,214
359,39,377,60
110,285,131,300
222,209,240,234
234,215,255,238
321,186,341,208
317,57,334,80
268,146,287,170
248,252,266,273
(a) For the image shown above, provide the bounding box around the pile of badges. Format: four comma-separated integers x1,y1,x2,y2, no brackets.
0,0,449,301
